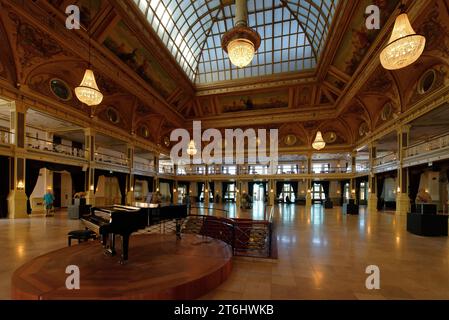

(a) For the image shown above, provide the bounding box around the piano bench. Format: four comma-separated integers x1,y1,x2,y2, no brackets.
68,229,97,247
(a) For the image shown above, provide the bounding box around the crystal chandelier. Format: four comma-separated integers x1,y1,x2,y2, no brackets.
222,0,260,68
187,140,197,156
312,131,326,151
75,0,103,107
75,69,103,106
380,6,426,70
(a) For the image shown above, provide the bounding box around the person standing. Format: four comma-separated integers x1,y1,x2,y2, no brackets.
43,190,55,217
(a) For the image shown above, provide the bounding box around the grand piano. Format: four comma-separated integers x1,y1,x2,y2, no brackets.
82,203,188,263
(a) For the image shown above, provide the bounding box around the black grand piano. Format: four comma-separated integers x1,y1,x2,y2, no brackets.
82,203,188,263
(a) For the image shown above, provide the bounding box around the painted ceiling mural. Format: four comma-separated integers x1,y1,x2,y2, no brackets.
218,90,290,113
103,20,177,99
332,0,399,76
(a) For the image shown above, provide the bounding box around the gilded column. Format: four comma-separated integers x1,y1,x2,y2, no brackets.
396,125,411,215
7,100,28,218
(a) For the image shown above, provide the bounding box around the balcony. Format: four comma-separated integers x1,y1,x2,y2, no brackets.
95,152,129,168
404,132,449,167
133,160,155,174
26,136,86,160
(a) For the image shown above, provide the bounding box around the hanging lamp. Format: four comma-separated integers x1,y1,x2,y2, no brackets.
222,0,261,68
75,0,103,106
380,4,426,70
187,139,197,156
312,131,326,151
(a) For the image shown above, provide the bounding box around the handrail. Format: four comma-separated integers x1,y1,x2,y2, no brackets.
407,131,449,149
95,151,129,167
26,136,86,159
405,132,449,158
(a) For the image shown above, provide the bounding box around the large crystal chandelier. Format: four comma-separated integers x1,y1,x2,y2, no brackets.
187,140,197,156
75,0,103,107
222,0,260,68
380,5,426,70
312,131,326,151
75,69,103,106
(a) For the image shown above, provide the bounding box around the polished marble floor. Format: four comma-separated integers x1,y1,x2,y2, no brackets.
1,205,449,300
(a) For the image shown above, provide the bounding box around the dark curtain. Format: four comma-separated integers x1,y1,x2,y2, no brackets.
71,171,85,196
409,170,421,207
276,181,283,198
355,179,361,204
248,182,255,198
222,182,232,199
377,176,385,210
291,181,299,197
340,180,349,205
209,182,214,200
197,182,204,199
321,181,330,200
0,157,9,218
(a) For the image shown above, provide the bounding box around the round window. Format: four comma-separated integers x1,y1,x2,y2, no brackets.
418,69,436,94
49,78,72,101
106,107,120,124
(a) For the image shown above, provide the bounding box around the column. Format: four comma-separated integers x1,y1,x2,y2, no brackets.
396,126,410,215
84,128,96,206
235,180,241,208
350,151,356,201
153,154,160,192
204,180,210,206
7,101,28,218
126,144,135,205
268,179,275,206
172,180,178,204
305,153,312,207
367,142,378,212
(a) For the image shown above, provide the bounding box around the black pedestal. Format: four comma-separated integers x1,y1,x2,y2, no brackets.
407,213,448,237
342,200,359,215
324,200,333,209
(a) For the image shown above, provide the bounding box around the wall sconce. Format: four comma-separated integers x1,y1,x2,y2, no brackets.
270,189,274,193
90,185,94,191
307,189,311,194
397,187,401,193
17,180,24,190
351,189,356,194
130,187,134,192
173,188,177,193
368,188,372,193
47,186,52,191
156,188,160,192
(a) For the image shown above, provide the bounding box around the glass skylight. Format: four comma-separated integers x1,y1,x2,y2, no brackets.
133,0,339,84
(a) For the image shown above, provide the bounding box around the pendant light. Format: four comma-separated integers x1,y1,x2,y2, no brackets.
380,4,426,70
75,0,103,106
312,131,326,151
187,140,197,156
222,0,261,68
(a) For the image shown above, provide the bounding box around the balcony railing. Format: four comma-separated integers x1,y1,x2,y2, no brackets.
159,165,174,174
133,160,155,173
95,152,129,167
26,136,86,159
405,132,449,158
374,153,398,166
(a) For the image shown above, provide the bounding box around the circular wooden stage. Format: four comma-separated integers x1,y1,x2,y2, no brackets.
12,234,233,300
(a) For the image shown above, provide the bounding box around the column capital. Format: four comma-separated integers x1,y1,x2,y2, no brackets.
397,124,411,134
84,128,95,136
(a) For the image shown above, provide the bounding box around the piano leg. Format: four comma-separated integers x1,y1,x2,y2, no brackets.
104,233,116,256
120,233,130,265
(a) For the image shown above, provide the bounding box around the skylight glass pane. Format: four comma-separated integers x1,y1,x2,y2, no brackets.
133,0,339,84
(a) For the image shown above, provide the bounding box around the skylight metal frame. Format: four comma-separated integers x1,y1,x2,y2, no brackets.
132,0,338,84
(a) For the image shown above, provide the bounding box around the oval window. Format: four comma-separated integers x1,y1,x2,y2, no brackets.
139,125,150,138
49,78,72,101
418,69,436,95
106,107,120,124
